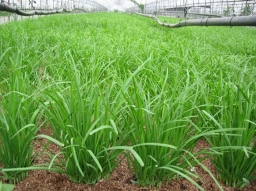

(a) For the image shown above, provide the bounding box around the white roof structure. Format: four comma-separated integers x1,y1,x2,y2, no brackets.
1,0,255,16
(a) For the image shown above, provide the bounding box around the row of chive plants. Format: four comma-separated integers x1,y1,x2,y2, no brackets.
0,12,255,190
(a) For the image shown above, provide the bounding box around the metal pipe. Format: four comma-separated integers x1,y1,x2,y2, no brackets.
135,12,256,28
0,3,64,15
0,2,106,16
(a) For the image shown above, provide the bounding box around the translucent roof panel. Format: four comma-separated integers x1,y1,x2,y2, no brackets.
2,0,152,11
93,0,153,11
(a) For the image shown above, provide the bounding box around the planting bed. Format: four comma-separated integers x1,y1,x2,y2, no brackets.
13,127,256,190
0,12,256,191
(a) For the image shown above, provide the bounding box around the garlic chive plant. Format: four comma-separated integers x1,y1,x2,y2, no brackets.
40,53,145,184
0,60,42,184
202,82,256,188
118,63,221,189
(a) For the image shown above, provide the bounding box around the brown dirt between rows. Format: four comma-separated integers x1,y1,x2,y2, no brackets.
9,127,256,191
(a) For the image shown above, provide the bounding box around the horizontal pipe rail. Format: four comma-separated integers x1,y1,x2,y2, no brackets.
135,12,256,28
0,3,106,16
0,3,65,16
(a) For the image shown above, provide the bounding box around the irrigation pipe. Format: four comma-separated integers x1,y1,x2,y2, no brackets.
0,3,87,16
134,12,256,28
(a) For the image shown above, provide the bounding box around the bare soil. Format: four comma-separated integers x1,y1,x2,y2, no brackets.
4,127,256,191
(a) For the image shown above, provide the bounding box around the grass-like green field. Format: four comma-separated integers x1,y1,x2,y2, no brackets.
0,11,9,16
0,12,255,190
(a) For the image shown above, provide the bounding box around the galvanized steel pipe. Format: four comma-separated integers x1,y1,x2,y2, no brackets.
0,3,96,16
135,12,256,28
0,3,65,16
